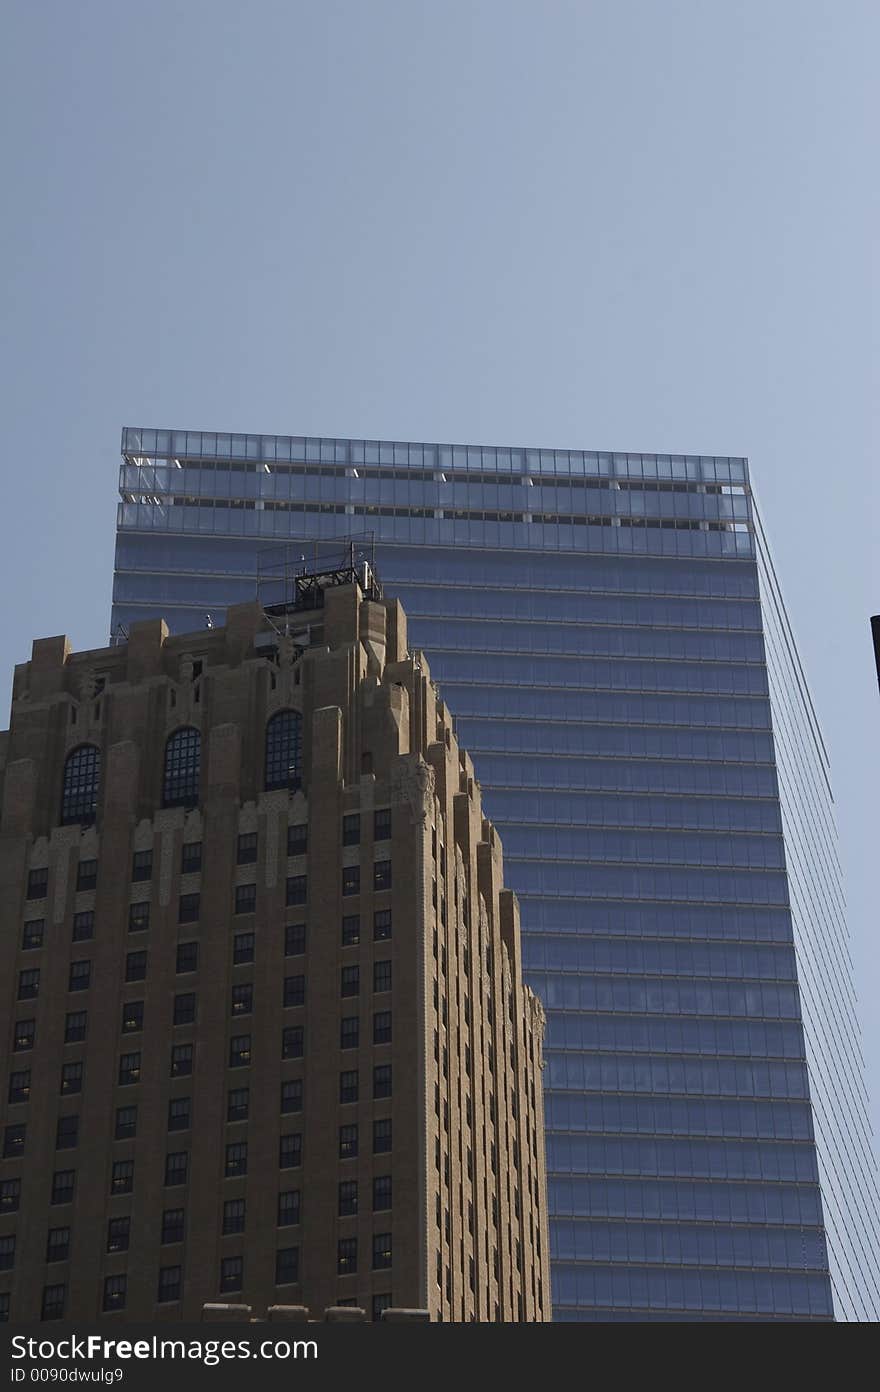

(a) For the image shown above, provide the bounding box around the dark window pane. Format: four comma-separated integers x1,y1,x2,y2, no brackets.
225,1142,247,1177
372,1233,392,1269
223,1198,246,1234
178,893,200,924
72,911,94,941
128,902,150,933
161,1209,184,1244
68,961,90,992
26,868,48,900
121,1000,144,1033
236,833,258,865
277,1190,301,1226
125,951,147,982
235,883,256,914
337,1238,357,1274
107,1217,130,1254
164,1152,188,1186
111,1160,134,1195
176,942,198,973
21,919,44,950
76,860,97,892
220,1256,243,1293
102,1275,126,1312
338,1180,358,1216
170,1045,192,1077
61,747,100,826
281,1079,303,1113
157,1266,181,1303
118,1052,140,1086
64,1012,86,1043
131,850,152,882
180,842,202,874
287,823,308,856
279,1133,302,1169
233,933,255,965
265,711,303,791
372,1294,392,1322
275,1246,299,1285
373,1175,392,1211
227,1087,249,1121
55,1116,78,1150
285,922,306,956
51,1171,75,1205
17,969,39,1000
286,875,307,907
173,993,196,1026
231,983,252,1016
163,728,201,809
41,1284,66,1320
168,1098,191,1132
115,1106,137,1139
60,1062,82,1096
1,1179,21,1214
8,1070,29,1104
283,975,305,1008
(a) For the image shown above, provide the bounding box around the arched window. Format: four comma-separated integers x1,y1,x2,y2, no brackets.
60,745,101,826
265,711,302,791
163,727,201,808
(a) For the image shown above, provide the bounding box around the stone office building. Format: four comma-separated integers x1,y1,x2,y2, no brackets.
0,563,550,1323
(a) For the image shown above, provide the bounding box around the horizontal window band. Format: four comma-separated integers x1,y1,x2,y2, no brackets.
112,563,759,603
124,455,745,490
551,1214,825,1233
532,969,795,987
405,611,763,634
119,494,749,532
546,1088,808,1103
542,1009,801,1023
546,1130,817,1149
544,1044,806,1062
501,822,783,837
549,1258,826,1274
415,645,767,668
114,524,758,563
549,1174,821,1190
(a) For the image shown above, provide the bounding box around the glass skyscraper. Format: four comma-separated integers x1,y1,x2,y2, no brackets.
111,427,880,1320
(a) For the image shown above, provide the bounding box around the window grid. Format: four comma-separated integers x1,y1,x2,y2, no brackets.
265,711,303,791
163,728,201,808
61,746,101,826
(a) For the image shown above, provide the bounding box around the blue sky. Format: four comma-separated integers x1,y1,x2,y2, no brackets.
2,1,879,1131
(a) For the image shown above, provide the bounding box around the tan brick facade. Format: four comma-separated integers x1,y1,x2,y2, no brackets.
0,574,550,1322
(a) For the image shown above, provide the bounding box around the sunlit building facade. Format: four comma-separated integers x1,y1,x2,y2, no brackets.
109,427,880,1321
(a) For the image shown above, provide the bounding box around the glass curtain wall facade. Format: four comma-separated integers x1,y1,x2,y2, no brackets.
111,428,880,1321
